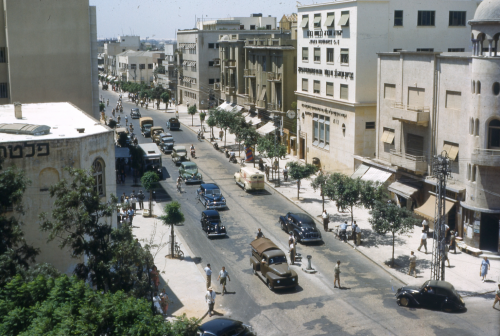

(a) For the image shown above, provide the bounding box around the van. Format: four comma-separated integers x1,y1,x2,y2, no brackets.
234,166,265,191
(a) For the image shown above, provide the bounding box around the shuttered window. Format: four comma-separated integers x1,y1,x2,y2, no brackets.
443,142,459,161
340,49,349,64
302,78,308,92
446,91,461,110
408,87,425,107
326,82,333,96
313,80,320,93
381,128,395,144
406,133,424,156
325,13,335,27
384,84,396,100
302,47,309,61
314,48,321,62
340,84,348,100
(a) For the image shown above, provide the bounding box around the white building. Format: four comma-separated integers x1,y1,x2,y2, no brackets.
103,36,141,76
197,13,277,31
295,0,481,173
115,50,165,85
0,102,116,273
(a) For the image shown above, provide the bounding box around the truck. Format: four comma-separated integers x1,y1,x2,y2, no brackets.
140,117,154,137
249,237,298,291
151,126,165,144
167,117,180,131
234,166,265,191
138,143,162,179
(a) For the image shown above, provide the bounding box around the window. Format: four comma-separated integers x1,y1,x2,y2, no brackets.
384,84,396,100
92,159,105,196
326,13,335,27
340,49,349,64
340,84,348,100
477,81,481,94
130,64,136,70
139,64,145,69
216,43,220,48
448,48,465,52
262,57,266,71
442,142,459,161
406,134,424,156
417,48,434,52
339,11,350,27
302,47,309,61
493,82,500,95
467,163,471,180
0,83,8,98
313,114,330,149
475,118,480,136
314,14,321,28
313,114,319,145
471,165,477,182
449,11,466,26
250,25,256,30
470,118,474,135
240,25,244,30
0,47,6,63
366,122,375,130
209,61,214,67
408,87,425,107
314,48,321,62
327,48,334,63
326,82,334,96
313,80,320,94
393,48,402,52
266,25,272,30
208,43,215,48
302,78,308,92
472,80,476,94
381,128,395,144
488,119,500,149
209,79,215,84
300,15,309,29
394,10,403,26
445,91,461,110
418,11,435,26
148,64,153,69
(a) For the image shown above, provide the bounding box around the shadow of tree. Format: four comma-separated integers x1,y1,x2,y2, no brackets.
383,255,433,275
361,231,408,249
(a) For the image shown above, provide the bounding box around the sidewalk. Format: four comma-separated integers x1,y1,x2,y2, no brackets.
174,103,500,296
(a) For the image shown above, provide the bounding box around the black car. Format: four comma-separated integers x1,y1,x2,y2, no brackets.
197,184,227,210
130,108,141,119
278,212,322,243
396,280,465,312
201,210,226,238
197,318,256,336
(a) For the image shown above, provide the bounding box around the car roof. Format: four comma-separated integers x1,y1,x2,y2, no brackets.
199,318,243,334
264,249,286,258
424,280,456,290
182,161,197,167
201,183,219,190
202,210,219,217
160,133,173,138
174,146,186,150
290,213,314,224
131,108,139,111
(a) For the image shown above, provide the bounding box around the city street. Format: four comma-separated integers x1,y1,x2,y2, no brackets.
102,88,499,335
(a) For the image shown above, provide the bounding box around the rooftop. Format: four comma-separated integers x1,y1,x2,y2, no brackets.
0,103,110,143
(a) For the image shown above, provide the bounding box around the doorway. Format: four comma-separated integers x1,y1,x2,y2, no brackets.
480,213,499,252
300,138,305,160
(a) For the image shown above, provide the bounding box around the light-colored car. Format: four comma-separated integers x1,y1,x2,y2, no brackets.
234,166,265,191
171,145,189,165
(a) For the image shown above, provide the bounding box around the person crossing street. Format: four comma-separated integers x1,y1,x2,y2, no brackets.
408,251,417,278
205,287,216,317
217,266,230,295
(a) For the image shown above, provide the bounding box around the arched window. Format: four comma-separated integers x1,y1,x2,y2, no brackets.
488,119,500,149
477,81,481,94
493,82,500,96
92,159,105,196
469,118,474,135
472,80,475,94
475,118,480,136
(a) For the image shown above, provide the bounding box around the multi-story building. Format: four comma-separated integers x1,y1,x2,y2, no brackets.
115,51,165,85
279,13,298,40
103,36,141,76
0,0,99,118
177,14,277,109
0,102,116,272
155,43,178,99
296,0,480,172
368,0,500,253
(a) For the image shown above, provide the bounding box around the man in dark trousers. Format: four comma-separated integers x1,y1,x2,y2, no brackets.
137,190,145,210
322,210,329,232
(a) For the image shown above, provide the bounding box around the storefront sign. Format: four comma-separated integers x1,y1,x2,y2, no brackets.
0,142,50,159
301,103,348,118
309,39,341,45
467,226,473,238
298,67,322,75
325,69,354,79
307,30,343,38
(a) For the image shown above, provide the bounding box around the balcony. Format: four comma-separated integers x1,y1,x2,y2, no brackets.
244,96,256,106
225,86,236,96
244,69,256,77
224,60,236,68
471,148,500,167
267,102,282,112
267,72,282,82
391,103,430,127
213,83,221,91
213,60,220,67
256,100,266,109
389,149,428,174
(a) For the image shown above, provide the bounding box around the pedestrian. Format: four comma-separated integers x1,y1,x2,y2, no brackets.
127,208,134,225
480,256,490,282
449,230,457,254
150,265,160,291
124,196,130,209
417,229,428,253
120,192,126,203
265,165,270,181
408,251,417,278
204,264,212,289
107,98,109,106
322,210,329,232
493,284,500,309
217,266,230,295
138,190,145,210
339,221,348,242
205,287,216,317
334,260,341,288
355,224,361,246
442,244,451,267
289,238,296,265
219,130,224,141
256,228,265,239
422,219,429,233
153,292,162,314
351,221,358,240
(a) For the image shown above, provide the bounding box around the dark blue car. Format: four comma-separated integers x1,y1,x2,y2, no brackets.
279,212,322,243
201,210,226,237
197,184,227,210
197,318,256,336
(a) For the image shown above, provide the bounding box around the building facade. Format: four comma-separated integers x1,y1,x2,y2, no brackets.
0,103,116,272
296,0,480,173
103,36,141,77
115,51,165,85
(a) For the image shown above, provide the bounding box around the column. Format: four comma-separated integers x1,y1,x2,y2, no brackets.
489,40,493,57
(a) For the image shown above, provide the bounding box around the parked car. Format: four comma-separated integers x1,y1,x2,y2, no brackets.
200,210,226,238
171,146,189,165
197,184,227,210
130,108,141,119
278,212,322,243
396,280,465,312
179,161,203,183
197,318,256,336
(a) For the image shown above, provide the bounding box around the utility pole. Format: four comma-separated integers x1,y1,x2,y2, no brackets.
273,115,281,187
430,152,452,281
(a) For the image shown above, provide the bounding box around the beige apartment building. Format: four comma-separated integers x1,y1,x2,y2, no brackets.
103,36,141,76
115,51,165,85
0,0,99,119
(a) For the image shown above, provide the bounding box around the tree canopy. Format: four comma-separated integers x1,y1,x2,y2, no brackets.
160,202,185,258
286,162,318,199
187,104,197,126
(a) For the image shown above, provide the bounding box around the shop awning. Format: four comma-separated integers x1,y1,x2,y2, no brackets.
245,114,261,126
300,16,309,28
388,181,419,199
257,122,276,136
414,195,455,221
360,167,392,185
339,12,350,26
351,163,370,179
115,147,131,159
218,102,243,113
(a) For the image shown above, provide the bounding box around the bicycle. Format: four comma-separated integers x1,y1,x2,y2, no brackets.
174,242,184,258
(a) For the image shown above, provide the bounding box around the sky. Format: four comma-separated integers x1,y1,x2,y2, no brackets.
89,0,301,40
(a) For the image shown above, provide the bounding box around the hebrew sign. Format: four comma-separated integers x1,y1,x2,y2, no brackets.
0,142,50,159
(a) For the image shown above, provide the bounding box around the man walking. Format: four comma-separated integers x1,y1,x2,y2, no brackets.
217,266,230,295
256,228,265,239
493,284,500,309
204,264,212,290
417,229,428,253
449,230,457,254
334,260,341,288
355,224,362,246
322,210,329,232
408,251,417,278
205,287,216,317
219,130,224,141
137,190,145,210
339,221,348,242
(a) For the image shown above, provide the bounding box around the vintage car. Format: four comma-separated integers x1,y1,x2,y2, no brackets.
151,126,165,144
396,280,465,312
278,212,322,243
197,318,256,336
140,117,154,137
171,145,189,165
200,210,226,237
234,166,265,191
167,117,181,131
130,108,141,119
159,134,175,154
179,161,203,183
197,184,227,210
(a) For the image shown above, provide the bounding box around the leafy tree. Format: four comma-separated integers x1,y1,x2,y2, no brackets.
206,114,217,140
369,201,419,267
311,172,330,212
107,119,117,129
212,108,237,147
99,102,105,112
117,132,128,147
159,202,185,258
257,136,287,178
141,171,160,214
199,111,206,130
188,104,197,126
161,91,170,110
150,86,166,109
286,162,318,199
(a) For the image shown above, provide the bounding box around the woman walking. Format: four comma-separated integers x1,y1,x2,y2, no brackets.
480,256,490,282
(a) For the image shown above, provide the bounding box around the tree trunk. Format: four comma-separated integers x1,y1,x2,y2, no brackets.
171,224,175,258
297,179,300,199
392,232,395,268
351,205,354,223
149,190,153,214
224,129,227,147
321,186,325,212
191,114,194,126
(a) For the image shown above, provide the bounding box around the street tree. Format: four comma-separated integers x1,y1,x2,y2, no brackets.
161,91,170,110
141,171,160,213
199,111,206,131
117,132,128,147
188,104,197,126
369,200,419,267
150,86,165,109
206,113,217,140
99,102,105,112
257,136,287,179
286,161,318,199
159,201,185,259
107,119,117,129
311,171,331,212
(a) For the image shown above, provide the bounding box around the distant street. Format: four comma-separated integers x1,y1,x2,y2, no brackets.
102,88,499,336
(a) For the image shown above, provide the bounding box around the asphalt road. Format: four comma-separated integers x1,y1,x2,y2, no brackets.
102,89,499,336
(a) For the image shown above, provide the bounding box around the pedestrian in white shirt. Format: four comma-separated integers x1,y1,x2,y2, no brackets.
417,229,428,253
217,266,230,295
204,264,212,290
205,287,216,317
322,210,329,232
355,224,362,246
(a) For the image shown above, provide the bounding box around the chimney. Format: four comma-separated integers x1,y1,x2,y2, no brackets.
14,102,22,119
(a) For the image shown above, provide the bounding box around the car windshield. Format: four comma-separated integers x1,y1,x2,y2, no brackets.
269,256,287,265
205,189,221,196
176,149,187,154
420,281,430,290
162,137,174,143
183,163,197,169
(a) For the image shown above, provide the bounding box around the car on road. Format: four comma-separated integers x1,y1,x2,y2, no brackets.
197,318,256,336
171,146,189,165
278,212,322,243
151,126,165,144
167,117,180,131
179,161,203,183
200,210,226,238
159,133,175,154
130,108,141,119
197,183,227,210
396,280,465,312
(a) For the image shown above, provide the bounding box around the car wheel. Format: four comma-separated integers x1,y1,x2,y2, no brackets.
280,220,286,232
441,301,454,312
267,279,274,291
294,232,301,244
398,296,410,307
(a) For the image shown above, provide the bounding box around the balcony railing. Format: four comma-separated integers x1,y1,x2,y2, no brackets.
213,60,221,67
267,102,282,112
244,96,256,106
391,102,430,126
224,60,236,68
244,69,256,77
471,148,500,167
389,149,427,174
256,100,266,109
267,72,282,82
393,102,430,113
225,86,235,95
213,83,221,91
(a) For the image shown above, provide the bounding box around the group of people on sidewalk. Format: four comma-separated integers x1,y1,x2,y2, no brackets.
204,264,231,317
118,190,146,226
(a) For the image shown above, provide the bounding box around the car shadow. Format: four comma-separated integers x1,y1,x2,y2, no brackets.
247,190,273,196
274,285,304,295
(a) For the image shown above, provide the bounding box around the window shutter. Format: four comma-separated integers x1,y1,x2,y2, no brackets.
326,82,333,96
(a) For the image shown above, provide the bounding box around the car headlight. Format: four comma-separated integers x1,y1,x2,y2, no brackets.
299,232,303,235
277,280,280,284
292,278,296,282
460,297,464,304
